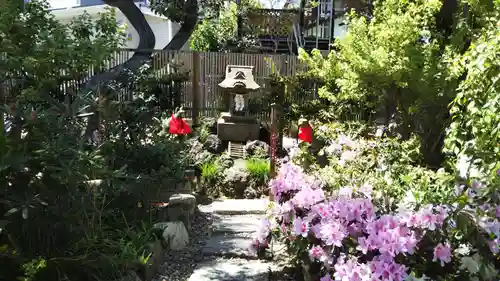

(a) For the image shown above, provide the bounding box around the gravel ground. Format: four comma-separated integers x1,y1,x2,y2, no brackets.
153,210,213,281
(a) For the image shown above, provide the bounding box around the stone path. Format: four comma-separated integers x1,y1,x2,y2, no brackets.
187,199,278,281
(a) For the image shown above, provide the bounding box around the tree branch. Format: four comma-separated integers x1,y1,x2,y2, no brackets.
83,0,156,143
83,0,156,91
162,0,198,51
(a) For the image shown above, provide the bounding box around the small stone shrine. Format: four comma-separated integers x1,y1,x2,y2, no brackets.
217,65,261,158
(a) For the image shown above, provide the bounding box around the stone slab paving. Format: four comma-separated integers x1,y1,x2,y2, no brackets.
232,159,248,170
202,233,254,258
187,259,276,281
186,199,276,280
212,214,263,233
210,199,270,215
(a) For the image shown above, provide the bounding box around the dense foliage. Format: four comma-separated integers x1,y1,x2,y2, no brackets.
250,0,500,280
253,162,500,281
190,2,239,51
298,0,499,167
189,0,260,52
186,120,271,199
444,7,500,182
313,133,454,210
0,1,188,281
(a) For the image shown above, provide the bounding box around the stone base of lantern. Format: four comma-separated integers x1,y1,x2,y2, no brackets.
217,112,260,143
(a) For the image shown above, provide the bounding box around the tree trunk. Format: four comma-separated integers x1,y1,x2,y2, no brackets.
82,0,156,143
84,0,156,91
161,0,198,51
149,0,198,85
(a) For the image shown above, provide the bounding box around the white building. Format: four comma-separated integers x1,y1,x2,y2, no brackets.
48,0,183,50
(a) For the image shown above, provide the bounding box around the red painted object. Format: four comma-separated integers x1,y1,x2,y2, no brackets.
270,132,277,160
169,114,192,135
298,123,313,143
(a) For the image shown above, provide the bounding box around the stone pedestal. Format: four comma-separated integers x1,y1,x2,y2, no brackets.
217,113,260,142
166,193,196,231
157,181,191,202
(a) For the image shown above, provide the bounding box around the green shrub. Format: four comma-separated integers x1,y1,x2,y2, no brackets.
245,158,270,186
0,3,185,280
201,160,219,184
313,133,455,211
198,125,211,144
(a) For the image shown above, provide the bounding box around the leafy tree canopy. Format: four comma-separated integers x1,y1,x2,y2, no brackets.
298,0,499,167
189,0,261,52
445,4,500,179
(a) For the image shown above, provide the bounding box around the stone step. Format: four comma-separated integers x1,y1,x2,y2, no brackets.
187,259,276,281
202,233,255,258
228,141,246,158
210,199,270,215
212,214,263,233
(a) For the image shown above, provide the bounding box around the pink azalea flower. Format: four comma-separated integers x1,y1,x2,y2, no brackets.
488,239,500,254
292,217,309,237
370,256,407,281
249,237,268,255
309,245,326,261
333,256,372,281
319,220,348,247
356,237,371,254
433,243,452,266
471,179,484,189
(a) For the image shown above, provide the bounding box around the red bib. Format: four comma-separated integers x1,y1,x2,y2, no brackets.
169,114,192,135
298,124,313,143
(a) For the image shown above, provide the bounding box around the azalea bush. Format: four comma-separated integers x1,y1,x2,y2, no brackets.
284,126,454,210
251,163,500,281
315,133,455,209
314,122,372,143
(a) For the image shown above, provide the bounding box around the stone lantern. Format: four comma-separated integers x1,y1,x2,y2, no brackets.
217,65,261,155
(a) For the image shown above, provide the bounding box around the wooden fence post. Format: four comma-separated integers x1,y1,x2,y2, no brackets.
191,52,201,126
269,103,282,201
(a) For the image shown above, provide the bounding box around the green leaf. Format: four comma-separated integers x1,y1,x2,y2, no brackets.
4,208,18,216
0,116,5,154
0,220,8,234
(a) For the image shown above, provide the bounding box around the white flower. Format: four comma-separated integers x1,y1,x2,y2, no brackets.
338,187,353,198
455,244,471,256
324,142,342,156
340,150,357,162
383,172,393,185
358,183,373,198
456,154,472,178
